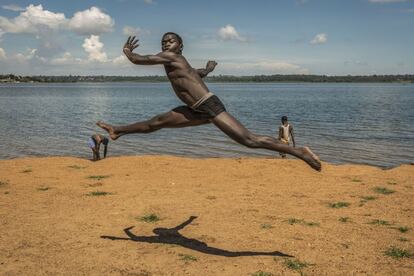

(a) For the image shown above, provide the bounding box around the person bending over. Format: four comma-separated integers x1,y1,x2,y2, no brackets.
88,134,109,161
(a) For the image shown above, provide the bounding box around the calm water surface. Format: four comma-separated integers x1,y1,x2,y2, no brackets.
0,82,413,168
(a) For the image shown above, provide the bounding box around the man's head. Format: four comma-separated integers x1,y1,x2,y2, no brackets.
161,32,183,54
281,116,288,123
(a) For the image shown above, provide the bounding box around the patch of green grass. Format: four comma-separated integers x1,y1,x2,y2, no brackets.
0,180,8,187
341,243,350,249
397,226,410,233
373,187,395,195
398,237,409,242
359,196,377,207
88,182,103,187
21,169,32,173
304,221,320,227
285,218,319,227
87,175,110,180
286,218,304,225
361,196,377,201
368,219,391,226
178,253,198,262
135,270,151,276
68,165,86,169
284,259,309,270
37,187,50,191
339,217,350,223
261,223,273,229
384,247,413,259
250,271,273,276
328,202,350,208
87,191,110,196
138,214,161,223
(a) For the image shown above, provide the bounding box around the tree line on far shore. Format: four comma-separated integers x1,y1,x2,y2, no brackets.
1,74,414,83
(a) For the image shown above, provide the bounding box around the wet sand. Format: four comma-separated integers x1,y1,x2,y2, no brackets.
0,156,413,275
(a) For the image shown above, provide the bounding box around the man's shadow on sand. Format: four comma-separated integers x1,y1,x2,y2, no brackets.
101,216,293,258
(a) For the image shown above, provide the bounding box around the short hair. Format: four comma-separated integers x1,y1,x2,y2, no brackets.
162,32,183,45
281,116,288,121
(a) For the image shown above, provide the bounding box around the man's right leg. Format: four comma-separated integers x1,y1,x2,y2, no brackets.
96,106,211,140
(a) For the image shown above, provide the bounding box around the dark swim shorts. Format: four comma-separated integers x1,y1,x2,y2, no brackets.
192,95,226,118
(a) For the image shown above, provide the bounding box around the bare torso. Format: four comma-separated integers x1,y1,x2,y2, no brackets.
163,54,210,106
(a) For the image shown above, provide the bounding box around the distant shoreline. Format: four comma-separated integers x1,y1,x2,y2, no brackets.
1,74,414,83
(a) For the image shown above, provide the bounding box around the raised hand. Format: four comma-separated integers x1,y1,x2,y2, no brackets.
206,60,218,72
123,36,139,52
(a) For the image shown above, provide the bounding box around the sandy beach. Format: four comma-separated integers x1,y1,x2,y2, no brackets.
0,156,413,275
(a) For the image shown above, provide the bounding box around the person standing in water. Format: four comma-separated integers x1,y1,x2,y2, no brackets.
96,33,321,171
278,116,295,158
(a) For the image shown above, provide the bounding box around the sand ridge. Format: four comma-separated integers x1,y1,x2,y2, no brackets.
0,156,413,275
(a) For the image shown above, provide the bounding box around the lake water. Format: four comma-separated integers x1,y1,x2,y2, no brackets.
0,82,413,168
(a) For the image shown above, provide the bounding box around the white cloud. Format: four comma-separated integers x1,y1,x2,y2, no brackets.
0,5,114,36
0,47,6,59
82,35,108,62
50,52,82,65
0,4,66,34
217,25,247,42
2,4,25,12
310,33,327,44
368,0,407,3
112,55,128,65
13,48,37,62
144,0,155,4
122,25,150,36
220,61,309,75
68,7,114,35
25,48,37,59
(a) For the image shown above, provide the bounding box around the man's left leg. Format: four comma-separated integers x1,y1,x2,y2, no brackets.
212,111,321,171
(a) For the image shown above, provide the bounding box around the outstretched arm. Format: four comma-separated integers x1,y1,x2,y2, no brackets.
197,61,217,78
290,126,296,147
123,36,172,65
171,216,197,231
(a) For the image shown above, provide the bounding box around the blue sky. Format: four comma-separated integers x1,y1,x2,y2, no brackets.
0,0,413,76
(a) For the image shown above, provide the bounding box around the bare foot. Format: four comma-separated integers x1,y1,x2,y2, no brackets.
96,121,120,140
300,146,322,172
